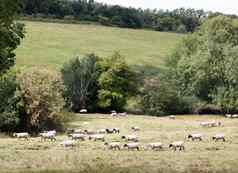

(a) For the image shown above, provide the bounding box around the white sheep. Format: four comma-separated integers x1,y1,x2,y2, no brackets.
69,133,86,141
145,142,163,151
118,112,127,117
74,129,84,134
13,133,30,140
80,109,87,113
131,126,140,132
169,115,176,120
188,133,203,141
123,143,140,151
169,141,185,151
40,132,56,142
84,129,96,135
212,134,226,142
121,135,138,142
60,140,76,148
113,128,120,133
89,134,105,142
106,128,114,134
104,142,121,150
97,129,107,134
111,112,117,117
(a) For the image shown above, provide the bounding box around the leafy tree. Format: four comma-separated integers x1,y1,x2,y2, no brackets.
61,54,100,112
0,0,25,75
17,68,65,132
98,52,137,111
0,70,20,132
168,16,238,113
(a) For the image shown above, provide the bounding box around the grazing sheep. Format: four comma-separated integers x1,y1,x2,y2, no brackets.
89,134,105,142
97,129,107,134
212,134,226,142
111,112,117,117
74,129,84,134
119,112,127,117
188,133,203,141
225,114,232,118
106,128,114,134
84,129,96,135
40,132,56,142
80,109,87,113
145,142,163,151
13,133,30,140
124,143,140,151
169,141,185,151
104,142,121,150
200,120,219,127
131,126,140,132
121,135,138,142
69,133,86,141
60,140,75,148
45,130,56,136
169,115,176,120
113,128,120,133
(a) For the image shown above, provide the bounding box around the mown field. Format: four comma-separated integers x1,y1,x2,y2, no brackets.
15,21,183,70
1,114,238,173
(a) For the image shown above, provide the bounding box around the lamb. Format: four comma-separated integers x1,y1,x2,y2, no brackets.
121,135,138,142
123,143,140,151
188,133,203,141
13,133,30,140
131,126,140,132
40,132,56,142
145,142,163,151
89,134,105,142
104,142,121,150
169,141,185,151
212,134,226,142
69,133,86,141
60,140,75,148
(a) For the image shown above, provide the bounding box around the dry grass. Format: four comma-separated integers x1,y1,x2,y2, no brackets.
1,114,238,173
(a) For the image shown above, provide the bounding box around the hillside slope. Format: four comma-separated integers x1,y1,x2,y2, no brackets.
16,21,184,70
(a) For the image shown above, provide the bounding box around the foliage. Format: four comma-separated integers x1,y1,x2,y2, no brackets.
61,54,100,112
0,0,25,75
17,68,65,132
140,77,193,116
168,16,238,113
98,52,137,111
20,0,213,33
0,70,20,132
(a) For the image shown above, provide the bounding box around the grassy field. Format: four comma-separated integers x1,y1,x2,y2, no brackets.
1,114,238,173
15,21,183,70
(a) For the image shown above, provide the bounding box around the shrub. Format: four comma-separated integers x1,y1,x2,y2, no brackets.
17,68,66,132
140,77,193,116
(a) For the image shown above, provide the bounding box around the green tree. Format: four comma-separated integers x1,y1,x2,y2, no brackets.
0,0,25,75
168,16,238,113
98,52,137,111
61,54,100,112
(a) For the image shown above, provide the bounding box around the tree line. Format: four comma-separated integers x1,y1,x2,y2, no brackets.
20,0,237,33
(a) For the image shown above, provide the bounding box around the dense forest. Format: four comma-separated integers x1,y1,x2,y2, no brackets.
21,0,238,33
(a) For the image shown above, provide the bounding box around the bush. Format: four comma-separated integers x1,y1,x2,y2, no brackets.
17,68,66,132
0,70,20,132
140,77,193,116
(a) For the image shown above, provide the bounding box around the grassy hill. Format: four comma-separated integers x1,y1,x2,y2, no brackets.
0,114,237,173
16,21,184,70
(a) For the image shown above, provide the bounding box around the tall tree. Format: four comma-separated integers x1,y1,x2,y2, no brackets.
0,0,25,75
